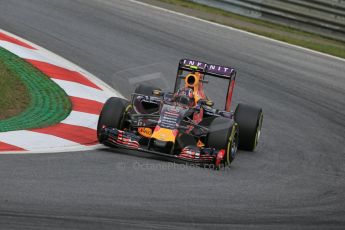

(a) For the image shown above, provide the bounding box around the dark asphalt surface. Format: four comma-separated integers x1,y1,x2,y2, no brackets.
1,0,345,229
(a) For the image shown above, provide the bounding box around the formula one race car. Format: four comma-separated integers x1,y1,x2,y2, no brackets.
97,59,263,168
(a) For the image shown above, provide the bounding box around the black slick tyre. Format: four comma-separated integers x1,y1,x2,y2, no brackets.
97,97,130,142
234,103,263,151
206,117,238,165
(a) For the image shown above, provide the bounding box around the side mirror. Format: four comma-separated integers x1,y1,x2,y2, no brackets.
198,99,214,107
152,89,162,96
205,100,214,107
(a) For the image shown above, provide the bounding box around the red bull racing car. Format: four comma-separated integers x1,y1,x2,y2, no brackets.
97,59,263,168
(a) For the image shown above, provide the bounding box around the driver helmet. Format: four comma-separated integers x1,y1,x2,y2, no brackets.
174,88,194,107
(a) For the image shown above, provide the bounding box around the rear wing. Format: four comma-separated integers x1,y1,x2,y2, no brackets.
176,59,237,112
178,59,236,79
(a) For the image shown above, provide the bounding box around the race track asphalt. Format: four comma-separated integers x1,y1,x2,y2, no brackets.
0,0,345,229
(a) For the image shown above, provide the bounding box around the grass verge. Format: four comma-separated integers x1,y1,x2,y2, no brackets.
139,0,345,59
0,47,72,132
0,59,30,120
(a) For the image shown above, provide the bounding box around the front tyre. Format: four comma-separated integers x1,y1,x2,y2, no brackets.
97,97,130,143
234,103,263,151
206,117,239,165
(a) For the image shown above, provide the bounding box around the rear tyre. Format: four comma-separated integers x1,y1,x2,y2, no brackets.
206,117,238,165
97,97,130,143
134,84,161,96
234,103,263,151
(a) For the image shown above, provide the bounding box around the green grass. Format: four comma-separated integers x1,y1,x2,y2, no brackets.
154,0,345,59
0,59,30,120
0,47,72,132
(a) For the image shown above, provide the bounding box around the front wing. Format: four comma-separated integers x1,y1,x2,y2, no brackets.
100,127,224,166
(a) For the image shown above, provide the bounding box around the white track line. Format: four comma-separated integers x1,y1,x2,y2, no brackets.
0,131,79,151
129,0,345,63
0,144,103,155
